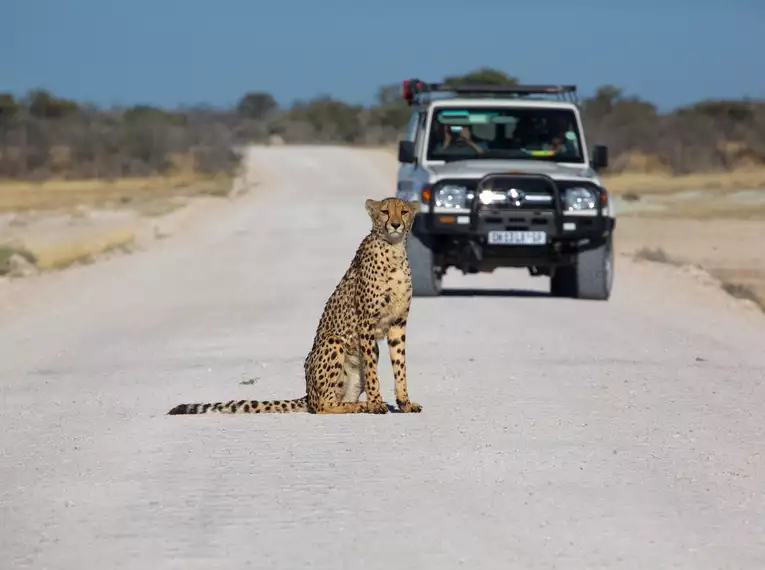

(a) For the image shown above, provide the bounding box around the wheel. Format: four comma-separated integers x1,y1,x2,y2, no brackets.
577,234,614,300
406,232,442,297
550,235,614,300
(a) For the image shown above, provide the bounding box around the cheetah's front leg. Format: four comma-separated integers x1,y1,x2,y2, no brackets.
387,318,422,413
359,330,388,414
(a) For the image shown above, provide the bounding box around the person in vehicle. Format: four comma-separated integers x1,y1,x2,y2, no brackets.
430,118,487,155
511,114,578,156
545,115,579,155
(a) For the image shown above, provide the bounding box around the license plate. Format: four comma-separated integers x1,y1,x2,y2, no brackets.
487,231,547,245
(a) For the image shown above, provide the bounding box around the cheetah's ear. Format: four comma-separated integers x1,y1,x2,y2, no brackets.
408,200,421,214
365,198,381,217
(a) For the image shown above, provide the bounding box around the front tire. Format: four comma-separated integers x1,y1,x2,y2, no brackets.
550,235,614,300
406,233,442,297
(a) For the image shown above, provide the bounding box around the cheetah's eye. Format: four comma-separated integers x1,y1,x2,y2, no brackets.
381,209,389,215
402,210,409,215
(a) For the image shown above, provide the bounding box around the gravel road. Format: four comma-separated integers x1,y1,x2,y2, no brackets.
2,146,765,570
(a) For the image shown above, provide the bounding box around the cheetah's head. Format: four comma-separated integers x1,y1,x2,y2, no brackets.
365,197,420,244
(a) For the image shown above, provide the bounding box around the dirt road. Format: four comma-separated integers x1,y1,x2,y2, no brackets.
2,146,764,569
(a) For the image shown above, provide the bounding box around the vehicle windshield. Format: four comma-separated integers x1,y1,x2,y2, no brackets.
425,106,584,163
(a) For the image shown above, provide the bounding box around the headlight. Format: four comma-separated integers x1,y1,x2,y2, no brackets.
563,187,597,211
435,184,468,208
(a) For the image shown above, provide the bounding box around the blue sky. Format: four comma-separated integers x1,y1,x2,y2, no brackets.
5,0,764,111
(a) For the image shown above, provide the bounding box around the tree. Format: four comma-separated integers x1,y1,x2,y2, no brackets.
24,89,79,119
236,92,278,120
0,93,19,121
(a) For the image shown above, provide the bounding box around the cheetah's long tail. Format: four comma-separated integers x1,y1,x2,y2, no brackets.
167,396,308,415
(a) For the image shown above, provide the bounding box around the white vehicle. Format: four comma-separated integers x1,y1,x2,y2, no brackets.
395,79,615,299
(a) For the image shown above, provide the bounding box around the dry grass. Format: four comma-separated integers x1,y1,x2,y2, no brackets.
21,227,137,270
621,198,765,221
602,167,765,196
0,174,232,213
0,153,242,277
0,154,233,213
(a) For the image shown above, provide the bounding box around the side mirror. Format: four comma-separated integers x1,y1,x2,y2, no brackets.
398,140,416,164
591,145,609,171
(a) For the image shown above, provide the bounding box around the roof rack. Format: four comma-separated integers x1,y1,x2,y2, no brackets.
401,79,579,106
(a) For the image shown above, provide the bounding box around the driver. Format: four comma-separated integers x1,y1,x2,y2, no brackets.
431,118,487,154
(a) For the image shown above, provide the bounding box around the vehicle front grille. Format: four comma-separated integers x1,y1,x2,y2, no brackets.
471,176,557,212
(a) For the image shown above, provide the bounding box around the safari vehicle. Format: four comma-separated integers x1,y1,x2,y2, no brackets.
395,79,615,300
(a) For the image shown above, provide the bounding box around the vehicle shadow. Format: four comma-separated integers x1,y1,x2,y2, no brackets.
440,287,551,298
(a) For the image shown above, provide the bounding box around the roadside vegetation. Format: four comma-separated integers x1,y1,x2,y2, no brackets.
2,68,765,189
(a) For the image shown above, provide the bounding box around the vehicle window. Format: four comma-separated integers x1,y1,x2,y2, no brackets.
426,107,584,164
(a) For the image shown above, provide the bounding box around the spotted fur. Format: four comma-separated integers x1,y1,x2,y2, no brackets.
167,197,423,415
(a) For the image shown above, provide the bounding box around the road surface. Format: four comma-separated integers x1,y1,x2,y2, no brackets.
2,146,765,570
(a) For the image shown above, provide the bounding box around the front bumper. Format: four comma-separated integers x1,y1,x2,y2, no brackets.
419,209,614,241
412,173,615,266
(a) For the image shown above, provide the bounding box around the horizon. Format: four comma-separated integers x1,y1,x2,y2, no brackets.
5,0,765,113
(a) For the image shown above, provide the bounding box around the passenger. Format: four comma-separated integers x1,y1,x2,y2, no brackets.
546,116,578,154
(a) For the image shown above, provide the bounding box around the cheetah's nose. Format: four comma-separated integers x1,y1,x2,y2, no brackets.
390,221,401,230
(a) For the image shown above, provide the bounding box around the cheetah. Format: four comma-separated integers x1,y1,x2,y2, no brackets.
167,196,423,416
